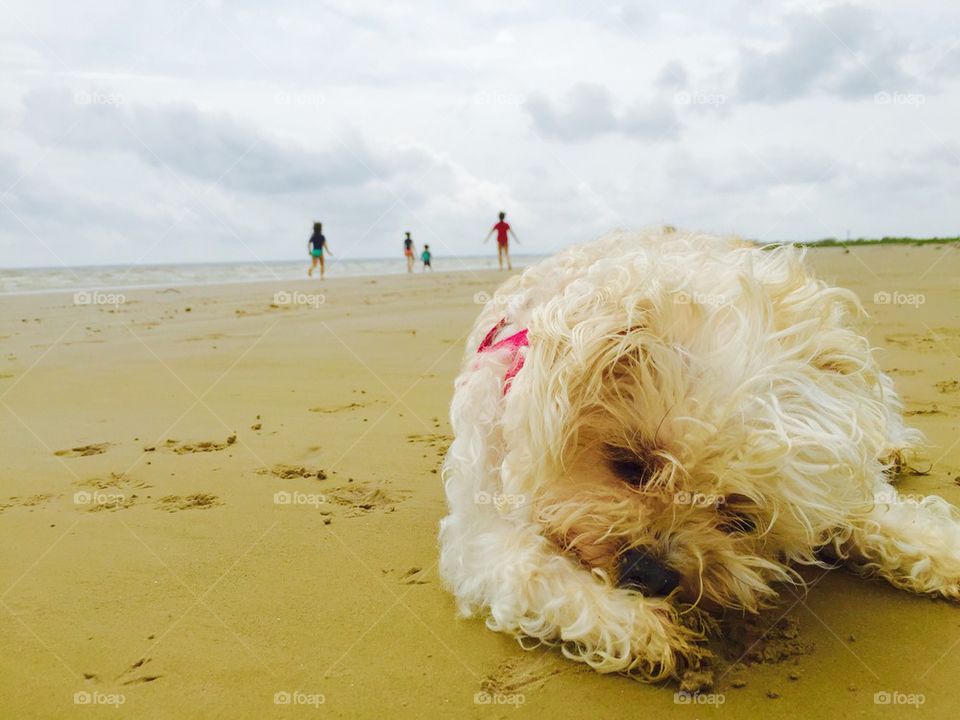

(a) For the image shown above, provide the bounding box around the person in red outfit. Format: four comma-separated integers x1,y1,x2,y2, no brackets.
484,211,520,270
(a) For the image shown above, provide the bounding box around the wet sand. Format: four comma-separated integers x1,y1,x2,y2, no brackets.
1,244,958,718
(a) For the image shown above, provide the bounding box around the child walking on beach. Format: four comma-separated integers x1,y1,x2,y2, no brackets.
403,232,416,273
484,211,519,270
308,222,332,278
421,244,432,271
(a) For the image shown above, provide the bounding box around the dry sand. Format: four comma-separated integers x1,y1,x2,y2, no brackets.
1,244,958,719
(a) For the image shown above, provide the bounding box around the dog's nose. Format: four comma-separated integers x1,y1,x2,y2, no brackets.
617,548,681,596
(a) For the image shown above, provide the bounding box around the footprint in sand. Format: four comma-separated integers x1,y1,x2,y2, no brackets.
666,613,817,694
163,434,236,454
76,472,150,491
0,494,55,512
326,481,408,516
480,654,573,697
398,567,430,585
884,333,937,351
721,614,813,672
116,657,162,685
886,330,960,354
887,367,920,376
407,433,453,457
257,464,327,480
905,404,942,416
308,402,367,414
935,379,959,394
155,494,222,512
73,473,150,512
55,443,111,457
84,496,137,512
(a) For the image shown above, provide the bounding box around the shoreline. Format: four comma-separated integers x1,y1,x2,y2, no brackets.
0,262,533,299
4,238,956,298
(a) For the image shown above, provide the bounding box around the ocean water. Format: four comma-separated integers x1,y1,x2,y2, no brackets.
0,255,547,296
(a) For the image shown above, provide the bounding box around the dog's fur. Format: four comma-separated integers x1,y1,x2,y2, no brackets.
439,228,960,681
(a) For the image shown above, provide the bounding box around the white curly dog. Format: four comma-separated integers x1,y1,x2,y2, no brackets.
439,228,960,681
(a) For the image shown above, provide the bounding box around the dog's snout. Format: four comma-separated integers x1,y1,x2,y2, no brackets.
617,548,681,597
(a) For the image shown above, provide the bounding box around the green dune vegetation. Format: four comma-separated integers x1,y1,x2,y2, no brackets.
795,236,960,247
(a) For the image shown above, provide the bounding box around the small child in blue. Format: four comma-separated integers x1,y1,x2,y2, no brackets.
421,244,432,271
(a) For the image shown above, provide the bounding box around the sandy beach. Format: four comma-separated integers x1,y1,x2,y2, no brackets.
1,244,958,719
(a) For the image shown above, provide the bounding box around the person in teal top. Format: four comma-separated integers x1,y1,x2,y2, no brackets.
421,244,432,271
308,222,332,278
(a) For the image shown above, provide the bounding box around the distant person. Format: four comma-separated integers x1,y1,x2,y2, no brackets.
421,244,432,271
484,211,519,270
308,222,332,278
403,231,416,273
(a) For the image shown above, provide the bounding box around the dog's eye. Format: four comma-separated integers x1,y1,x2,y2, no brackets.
606,449,652,487
718,495,757,534
718,514,756,534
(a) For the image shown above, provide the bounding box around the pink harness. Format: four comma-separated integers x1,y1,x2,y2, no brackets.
476,318,529,394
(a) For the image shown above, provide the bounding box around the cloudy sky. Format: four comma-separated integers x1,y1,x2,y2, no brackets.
1,0,958,268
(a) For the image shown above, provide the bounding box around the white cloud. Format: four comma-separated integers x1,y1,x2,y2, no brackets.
656,61,689,90
736,4,918,102
20,88,432,193
524,83,681,143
